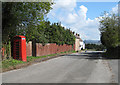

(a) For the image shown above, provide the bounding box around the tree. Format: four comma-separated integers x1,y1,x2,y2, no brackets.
49,23,75,45
85,44,105,51
99,12,119,49
2,2,53,43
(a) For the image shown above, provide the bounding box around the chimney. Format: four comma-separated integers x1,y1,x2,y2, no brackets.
72,31,75,35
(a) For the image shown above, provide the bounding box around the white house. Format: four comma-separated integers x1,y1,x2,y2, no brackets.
75,35,80,51
74,33,85,51
79,40,85,50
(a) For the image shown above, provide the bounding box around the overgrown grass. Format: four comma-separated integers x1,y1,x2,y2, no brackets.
102,50,119,59
2,59,26,69
86,49,96,51
27,56,47,62
2,50,76,70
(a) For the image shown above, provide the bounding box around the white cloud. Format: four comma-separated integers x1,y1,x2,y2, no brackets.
47,1,101,40
52,0,76,12
64,13,78,24
78,5,88,20
111,5,118,14
76,0,119,2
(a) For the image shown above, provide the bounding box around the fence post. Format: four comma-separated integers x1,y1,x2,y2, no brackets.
8,41,11,58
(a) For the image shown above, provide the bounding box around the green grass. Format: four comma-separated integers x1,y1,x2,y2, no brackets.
27,56,47,62
2,50,76,70
2,59,26,69
47,54,57,56
86,49,96,51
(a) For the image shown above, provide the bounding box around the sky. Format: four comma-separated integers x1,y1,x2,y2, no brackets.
47,0,118,40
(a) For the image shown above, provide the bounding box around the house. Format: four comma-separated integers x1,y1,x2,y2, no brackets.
74,33,85,51
75,34,80,51
79,39,85,50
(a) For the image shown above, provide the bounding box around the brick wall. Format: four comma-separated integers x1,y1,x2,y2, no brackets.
36,43,73,56
1,41,74,58
26,41,32,56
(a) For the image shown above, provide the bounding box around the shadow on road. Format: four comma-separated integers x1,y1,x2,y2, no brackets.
67,51,119,60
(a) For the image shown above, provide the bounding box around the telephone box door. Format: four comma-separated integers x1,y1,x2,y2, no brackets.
13,35,26,61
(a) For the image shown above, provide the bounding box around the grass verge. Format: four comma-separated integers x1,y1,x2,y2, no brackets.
2,50,76,72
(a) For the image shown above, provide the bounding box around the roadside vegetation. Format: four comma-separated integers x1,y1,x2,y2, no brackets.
99,12,120,58
2,2,75,46
2,2,75,60
2,50,76,72
85,44,106,51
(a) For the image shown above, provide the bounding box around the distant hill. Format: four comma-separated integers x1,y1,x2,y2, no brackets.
84,40,101,45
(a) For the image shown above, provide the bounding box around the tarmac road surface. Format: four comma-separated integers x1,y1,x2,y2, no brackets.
2,51,118,83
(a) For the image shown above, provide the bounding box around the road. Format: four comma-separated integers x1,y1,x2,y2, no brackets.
2,51,118,83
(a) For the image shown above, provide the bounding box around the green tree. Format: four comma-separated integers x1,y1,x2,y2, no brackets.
2,2,53,43
99,13,119,49
2,2,53,58
99,12,120,58
85,44,105,51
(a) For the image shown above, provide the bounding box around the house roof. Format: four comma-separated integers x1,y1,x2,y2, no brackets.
75,35,83,41
79,38,83,42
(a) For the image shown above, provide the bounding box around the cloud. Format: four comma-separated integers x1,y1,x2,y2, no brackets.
47,1,100,40
78,5,88,20
111,5,118,14
76,0,119,2
52,0,76,12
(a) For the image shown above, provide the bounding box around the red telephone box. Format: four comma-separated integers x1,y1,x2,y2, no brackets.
13,35,27,61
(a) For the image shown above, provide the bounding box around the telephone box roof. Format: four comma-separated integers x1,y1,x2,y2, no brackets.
14,35,26,38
